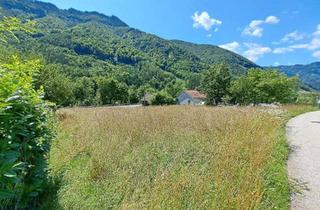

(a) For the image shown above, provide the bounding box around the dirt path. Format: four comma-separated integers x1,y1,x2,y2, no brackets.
287,111,320,210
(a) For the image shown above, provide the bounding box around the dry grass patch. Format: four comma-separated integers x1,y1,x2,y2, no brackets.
48,106,289,209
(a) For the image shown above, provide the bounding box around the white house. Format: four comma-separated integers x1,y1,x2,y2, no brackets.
177,90,206,105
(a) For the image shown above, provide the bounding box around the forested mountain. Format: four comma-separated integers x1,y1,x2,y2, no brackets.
277,62,320,90
0,0,257,90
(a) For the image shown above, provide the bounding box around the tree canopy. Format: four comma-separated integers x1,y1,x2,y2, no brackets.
200,64,232,105
229,68,299,105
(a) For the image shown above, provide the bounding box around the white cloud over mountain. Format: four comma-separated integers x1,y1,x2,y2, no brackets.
192,11,222,31
218,21,320,62
269,24,320,59
243,43,271,62
219,41,240,53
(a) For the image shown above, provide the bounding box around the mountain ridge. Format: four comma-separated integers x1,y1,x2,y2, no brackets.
276,62,320,90
0,0,128,27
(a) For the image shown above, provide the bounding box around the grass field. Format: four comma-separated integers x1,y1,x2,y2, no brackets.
43,105,316,209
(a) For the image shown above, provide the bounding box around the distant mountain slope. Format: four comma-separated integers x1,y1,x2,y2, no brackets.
277,62,320,90
0,0,258,90
172,40,258,75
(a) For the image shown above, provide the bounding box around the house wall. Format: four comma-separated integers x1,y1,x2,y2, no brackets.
177,92,192,105
177,92,205,105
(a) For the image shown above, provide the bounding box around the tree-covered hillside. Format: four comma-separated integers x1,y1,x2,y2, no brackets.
277,62,320,91
172,40,258,75
0,0,257,79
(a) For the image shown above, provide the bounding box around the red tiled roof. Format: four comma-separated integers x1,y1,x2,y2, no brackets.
185,90,206,99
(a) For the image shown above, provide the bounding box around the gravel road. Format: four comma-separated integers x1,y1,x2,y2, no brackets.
287,111,320,210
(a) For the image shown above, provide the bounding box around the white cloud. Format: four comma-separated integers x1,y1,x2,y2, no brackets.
207,34,213,38
265,16,280,24
274,61,280,66
243,20,264,37
313,24,320,36
281,31,305,42
313,51,320,59
243,16,280,37
192,11,222,31
287,25,320,57
290,38,320,50
309,38,320,50
219,41,240,53
273,47,294,54
290,43,309,49
243,43,271,62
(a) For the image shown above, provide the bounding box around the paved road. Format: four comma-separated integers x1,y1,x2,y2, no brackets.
287,111,320,210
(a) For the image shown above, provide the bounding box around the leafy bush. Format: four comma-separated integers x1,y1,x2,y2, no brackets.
74,77,97,106
0,56,54,209
39,65,76,107
296,91,320,105
229,68,299,105
97,77,129,105
151,91,175,105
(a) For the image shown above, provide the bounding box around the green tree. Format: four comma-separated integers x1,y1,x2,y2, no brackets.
38,66,75,107
97,77,129,105
229,76,256,105
230,68,299,105
0,16,35,42
200,64,232,105
74,77,97,106
128,87,140,104
151,91,175,105
186,73,201,89
165,80,185,98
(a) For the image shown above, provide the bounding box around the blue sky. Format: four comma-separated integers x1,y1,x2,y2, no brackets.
43,0,320,66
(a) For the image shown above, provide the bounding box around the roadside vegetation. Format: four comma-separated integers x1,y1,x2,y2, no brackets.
0,17,54,209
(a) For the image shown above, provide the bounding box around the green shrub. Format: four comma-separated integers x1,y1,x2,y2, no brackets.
97,77,129,105
229,69,299,105
151,91,175,105
296,91,320,106
0,56,54,209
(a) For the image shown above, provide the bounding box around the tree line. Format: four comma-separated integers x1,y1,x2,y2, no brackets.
38,62,300,107
36,64,186,107
201,64,299,105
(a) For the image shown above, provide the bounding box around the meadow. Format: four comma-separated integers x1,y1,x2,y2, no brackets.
42,105,310,210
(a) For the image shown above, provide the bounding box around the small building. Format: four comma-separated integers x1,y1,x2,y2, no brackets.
141,93,153,106
177,90,206,105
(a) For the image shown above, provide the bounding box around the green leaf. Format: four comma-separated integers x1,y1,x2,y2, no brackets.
0,189,15,200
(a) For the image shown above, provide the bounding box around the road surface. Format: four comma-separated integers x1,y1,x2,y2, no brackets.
287,111,320,210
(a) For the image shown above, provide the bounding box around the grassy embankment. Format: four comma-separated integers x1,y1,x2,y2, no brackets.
44,105,317,209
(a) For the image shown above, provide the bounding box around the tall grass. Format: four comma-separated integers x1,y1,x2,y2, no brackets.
282,104,319,118
48,106,290,209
